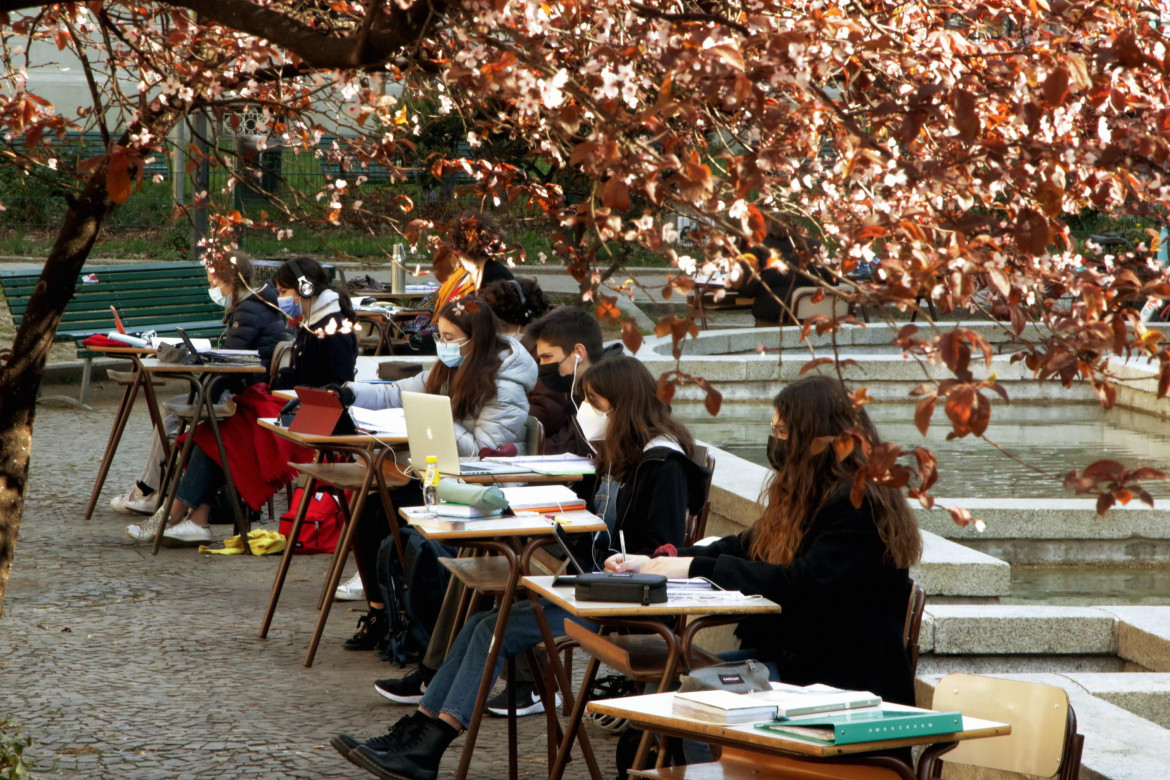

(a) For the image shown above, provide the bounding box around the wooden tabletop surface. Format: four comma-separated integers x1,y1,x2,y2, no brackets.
522,575,784,618
401,507,606,540
586,692,1011,757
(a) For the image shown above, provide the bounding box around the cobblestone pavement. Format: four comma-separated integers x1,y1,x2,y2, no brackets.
1,379,620,779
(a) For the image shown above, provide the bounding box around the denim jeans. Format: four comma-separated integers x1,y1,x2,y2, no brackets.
419,599,581,729
175,448,224,510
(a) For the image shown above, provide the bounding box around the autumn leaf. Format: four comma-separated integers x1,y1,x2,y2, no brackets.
620,318,643,354
106,152,133,204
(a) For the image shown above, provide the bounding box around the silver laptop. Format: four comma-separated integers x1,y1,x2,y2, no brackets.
401,391,530,476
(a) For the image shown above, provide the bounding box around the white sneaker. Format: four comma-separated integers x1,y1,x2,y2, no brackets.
126,493,159,515
125,506,167,542
163,518,211,545
110,485,146,514
334,572,366,601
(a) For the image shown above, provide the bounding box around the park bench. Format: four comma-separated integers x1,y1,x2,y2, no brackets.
0,261,227,407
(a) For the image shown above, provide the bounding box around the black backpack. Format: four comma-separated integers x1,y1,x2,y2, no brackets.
376,526,456,665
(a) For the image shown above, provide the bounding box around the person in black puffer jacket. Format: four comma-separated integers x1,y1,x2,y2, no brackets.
108,256,292,515
271,257,360,390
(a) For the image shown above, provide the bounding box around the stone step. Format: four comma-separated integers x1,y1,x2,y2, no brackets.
927,605,1118,655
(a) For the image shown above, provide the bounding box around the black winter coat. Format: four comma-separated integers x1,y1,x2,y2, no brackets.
605,446,710,557
273,310,359,390
682,494,915,706
222,283,286,371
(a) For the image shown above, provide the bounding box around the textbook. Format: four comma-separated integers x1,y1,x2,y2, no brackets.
483,453,596,476
673,690,778,724
674,685,881,724
430,502,505,519
755,709,964,745
751,683,881,719
500,485,587,513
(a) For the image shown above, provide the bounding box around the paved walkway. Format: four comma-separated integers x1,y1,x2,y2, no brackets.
1,380,620,779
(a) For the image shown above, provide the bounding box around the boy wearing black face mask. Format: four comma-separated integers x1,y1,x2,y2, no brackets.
525,307,620,456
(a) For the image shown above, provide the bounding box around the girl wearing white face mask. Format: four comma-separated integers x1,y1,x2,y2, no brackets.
334,296,538,651
111,257,285,517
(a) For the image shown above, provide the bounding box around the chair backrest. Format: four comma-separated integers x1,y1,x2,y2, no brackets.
791,285,850,322
525,415,545,455
685,448,716,546
929,673,1084,779
269,338,295,385
903,581,926,676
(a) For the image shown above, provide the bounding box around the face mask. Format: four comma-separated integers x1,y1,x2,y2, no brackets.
208,286,229,307
766,435,787,471
576,401,610,441
436,341,466,368
278,296,301,318
539,352,579,395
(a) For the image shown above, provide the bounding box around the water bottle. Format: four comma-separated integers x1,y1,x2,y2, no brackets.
423,456,439,512
392,243,407,294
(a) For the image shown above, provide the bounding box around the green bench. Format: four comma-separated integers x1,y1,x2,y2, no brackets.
0,261,227,406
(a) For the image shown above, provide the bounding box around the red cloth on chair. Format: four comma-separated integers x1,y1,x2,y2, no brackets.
81,334,125,348
187,383,312,510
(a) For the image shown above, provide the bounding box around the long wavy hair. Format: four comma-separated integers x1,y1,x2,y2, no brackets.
581,356,695,481
749,375,922,569
425,297,507,419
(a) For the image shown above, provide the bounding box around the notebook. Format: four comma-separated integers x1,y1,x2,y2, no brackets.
400,391,531,476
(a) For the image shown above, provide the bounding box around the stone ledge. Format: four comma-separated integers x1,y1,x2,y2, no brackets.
928,605,1118,655
919,498,1170,541
916,672,1170,780
1064,672,1170,729
1099,606,1170,672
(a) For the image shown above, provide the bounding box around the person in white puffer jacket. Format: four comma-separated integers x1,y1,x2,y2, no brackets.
334,296,538,653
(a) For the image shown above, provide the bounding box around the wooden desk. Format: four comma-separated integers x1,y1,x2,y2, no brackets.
83,345,166,520
522,576,782,780
402,507,605,780
138,358,267,555
258,418,409,666
587,692,1010,779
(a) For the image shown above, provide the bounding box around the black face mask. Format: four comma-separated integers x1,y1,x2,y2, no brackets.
539,362,574,394
766,435,787,471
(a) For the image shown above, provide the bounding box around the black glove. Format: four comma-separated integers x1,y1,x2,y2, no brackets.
323,383,356,407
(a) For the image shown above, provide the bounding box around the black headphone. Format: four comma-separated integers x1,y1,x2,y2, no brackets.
285,258,315,298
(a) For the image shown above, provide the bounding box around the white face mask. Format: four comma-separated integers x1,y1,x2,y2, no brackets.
576,401,610,442
208,286,229,307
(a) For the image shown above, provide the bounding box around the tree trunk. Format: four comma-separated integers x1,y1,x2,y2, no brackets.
0,182,113,619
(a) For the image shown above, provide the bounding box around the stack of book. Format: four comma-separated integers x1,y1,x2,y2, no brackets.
673,684,881,725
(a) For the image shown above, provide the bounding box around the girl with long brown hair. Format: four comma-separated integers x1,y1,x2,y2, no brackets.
609,374,923,706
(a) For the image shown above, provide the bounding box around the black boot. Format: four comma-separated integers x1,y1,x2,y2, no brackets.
344,608,388,651
331,711,428,761
349,716,458,780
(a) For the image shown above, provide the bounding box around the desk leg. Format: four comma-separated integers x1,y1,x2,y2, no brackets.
203,375,250,553
84,367,142,520
151,377,203,556
259,461,320,638
453,545,519,780
549,654,601,780
304,460,374,667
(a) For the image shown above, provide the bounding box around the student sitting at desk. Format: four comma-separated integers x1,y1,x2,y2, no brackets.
110,256,287,516
335,296,538,652
333,355,710,780
525,305,623,457
124,257,358,545
607,374,923,707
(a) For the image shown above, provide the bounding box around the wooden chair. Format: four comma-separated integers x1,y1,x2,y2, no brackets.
526,415,545,455
904,582,926,676
790,285,851,322
917,673,1084,780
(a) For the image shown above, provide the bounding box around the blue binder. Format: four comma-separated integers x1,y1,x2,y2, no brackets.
755,709,964,745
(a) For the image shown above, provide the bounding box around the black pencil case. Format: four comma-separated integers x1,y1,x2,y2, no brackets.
574,572,667,605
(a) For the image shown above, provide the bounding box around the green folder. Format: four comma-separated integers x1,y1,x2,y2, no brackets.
755,709,964,745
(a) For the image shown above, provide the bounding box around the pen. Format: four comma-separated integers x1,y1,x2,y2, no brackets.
619,529,627,563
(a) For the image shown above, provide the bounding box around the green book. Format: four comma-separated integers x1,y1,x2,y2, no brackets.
755,709,964,745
